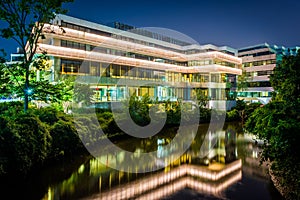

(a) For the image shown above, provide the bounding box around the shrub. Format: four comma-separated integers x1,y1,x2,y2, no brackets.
226,109,240,121
0,112,51,176
49,119,84,159
35,106,69,125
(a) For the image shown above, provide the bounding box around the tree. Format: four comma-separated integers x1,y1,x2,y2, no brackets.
194,89,209,108
237,70,249,93
0,60,74,111
270,52,300,105
245,51,300,199
0,0,73,112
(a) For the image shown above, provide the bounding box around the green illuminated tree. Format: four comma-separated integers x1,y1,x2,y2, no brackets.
0,57,73,111
0,0,73,112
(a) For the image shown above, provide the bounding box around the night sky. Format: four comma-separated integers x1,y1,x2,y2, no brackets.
1,0,300,57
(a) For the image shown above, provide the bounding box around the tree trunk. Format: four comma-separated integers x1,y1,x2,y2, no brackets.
24,63,30,112
24,91,28,112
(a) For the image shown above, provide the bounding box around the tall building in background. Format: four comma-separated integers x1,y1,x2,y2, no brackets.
35,14,242,109
237,43,299,104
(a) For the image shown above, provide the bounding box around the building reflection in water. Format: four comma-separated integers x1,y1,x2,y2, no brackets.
43,123,268,200
87,160,242,200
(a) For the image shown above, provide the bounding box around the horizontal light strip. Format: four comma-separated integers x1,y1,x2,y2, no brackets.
241,54,276,63
38,44,242,75
41,24,242,64
244,64,275,72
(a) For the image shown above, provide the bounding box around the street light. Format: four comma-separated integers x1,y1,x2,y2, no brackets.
26,88,33,95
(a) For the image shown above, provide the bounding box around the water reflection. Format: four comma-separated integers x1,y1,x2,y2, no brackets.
38,122,280,200
89,161,242,200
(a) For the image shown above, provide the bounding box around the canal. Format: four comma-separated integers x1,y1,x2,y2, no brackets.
1,122,283,200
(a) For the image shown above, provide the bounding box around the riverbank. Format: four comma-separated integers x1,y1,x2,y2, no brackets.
269,167,288,199
0,100,260,180
1,122,283,200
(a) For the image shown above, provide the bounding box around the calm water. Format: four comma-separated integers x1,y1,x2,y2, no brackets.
0,122,283,200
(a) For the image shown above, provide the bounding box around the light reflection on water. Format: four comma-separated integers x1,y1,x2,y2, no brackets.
38,122,281,200
86,160,242,200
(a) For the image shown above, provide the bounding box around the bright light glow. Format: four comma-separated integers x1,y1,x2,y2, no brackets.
26,88,33,95
90,160,242,200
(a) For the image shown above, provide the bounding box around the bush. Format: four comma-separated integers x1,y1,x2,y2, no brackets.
0,112,51,176
226,109,240,121
49,119,84,159
0,101,23,113
244,102,262,120
199,108,211,123
245,102,300,199
34,106,69,125
0,104,87,177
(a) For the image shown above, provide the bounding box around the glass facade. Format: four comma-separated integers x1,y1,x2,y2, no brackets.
38,14,242,105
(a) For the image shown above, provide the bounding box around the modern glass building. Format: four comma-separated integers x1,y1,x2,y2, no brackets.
36,14,242,108
237,43,299,104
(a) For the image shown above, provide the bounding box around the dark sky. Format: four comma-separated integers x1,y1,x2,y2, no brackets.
1,0,300,57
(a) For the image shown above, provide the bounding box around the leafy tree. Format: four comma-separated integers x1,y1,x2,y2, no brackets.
234,99,246,111
128,94,152,126
0,0,73,112
194,89,209,108
245,51,300,200
245,102,300,199
0,60,73,110
73,82,95,107
270,52,300,105
237,69,249,92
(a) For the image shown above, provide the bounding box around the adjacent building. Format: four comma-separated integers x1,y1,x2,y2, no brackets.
35,14,242,109
237,43,299,104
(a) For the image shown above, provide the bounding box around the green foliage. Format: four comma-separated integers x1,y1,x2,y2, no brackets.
128,94,152,126
96,112,122,135
245,102,300,199
165,101,181,125
234,99,246,111
0,101,23,114
244,102,262,120
0,62,74,106
228,100,261,123
270,52,300,105
50,120,83,159
73,82,95,106
0,109,51,176
245,51,300,199
226,109,240,122
199,107,211,123
194,89,209,108
0,0,73,111
0,103,85,177
237,70,249,92
0,63,24,98
34,106,68,125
